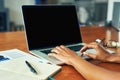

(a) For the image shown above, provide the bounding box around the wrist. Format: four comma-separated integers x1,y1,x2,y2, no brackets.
69,56,83,66
106,55,120,63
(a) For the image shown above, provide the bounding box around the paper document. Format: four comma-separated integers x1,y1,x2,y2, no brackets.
0,49,61,80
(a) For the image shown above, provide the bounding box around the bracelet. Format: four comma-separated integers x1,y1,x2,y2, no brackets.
116,42,120,48
111,41,117,47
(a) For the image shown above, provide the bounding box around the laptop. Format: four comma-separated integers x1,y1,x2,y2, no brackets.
22,4,85,64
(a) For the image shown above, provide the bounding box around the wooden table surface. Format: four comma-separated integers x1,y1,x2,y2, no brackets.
0,26,120,80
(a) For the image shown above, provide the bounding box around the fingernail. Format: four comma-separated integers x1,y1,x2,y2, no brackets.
83,52,87,55
48,53,52,56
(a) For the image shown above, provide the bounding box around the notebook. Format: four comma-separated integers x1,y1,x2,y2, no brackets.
22,4,85,64
0,49,61,80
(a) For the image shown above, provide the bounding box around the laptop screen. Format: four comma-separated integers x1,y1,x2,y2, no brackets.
22,5,82,50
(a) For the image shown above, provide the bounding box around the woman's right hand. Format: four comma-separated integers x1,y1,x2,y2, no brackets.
80,42,112,62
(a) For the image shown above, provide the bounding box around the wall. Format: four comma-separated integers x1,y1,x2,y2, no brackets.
112,2,120,29
107,0,120,29
4,0,35,26
107,0,120,22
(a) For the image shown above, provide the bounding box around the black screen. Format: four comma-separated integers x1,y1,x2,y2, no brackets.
22,5,82,50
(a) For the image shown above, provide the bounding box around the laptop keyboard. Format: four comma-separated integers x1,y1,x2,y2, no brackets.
41,49,52,54
68,45,83,51
40,45,83,54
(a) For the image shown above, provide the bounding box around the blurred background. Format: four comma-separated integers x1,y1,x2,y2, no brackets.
0,0,119,32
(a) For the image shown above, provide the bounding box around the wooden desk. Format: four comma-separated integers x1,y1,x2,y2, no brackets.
0,27,120,80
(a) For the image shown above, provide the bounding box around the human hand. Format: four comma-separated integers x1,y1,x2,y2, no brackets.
48,45,80,65
80,42,112,62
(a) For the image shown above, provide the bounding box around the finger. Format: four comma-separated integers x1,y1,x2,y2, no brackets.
60,45,75,53
56,45,70,53
48,53,60,58
80,46,87,53
90,42,98,45
51,46,62,54
55,46,68,55
80,44,98,53
48,53,65,63
80,45,92,53
60,45,70,51
83,52,97,59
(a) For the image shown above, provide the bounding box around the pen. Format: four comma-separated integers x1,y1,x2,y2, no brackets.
0,55,9,61
25,60,38,75
48,76,55,80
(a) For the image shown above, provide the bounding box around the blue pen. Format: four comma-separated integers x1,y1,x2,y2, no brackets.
25,61,38,74
0,55,9,61
48,76,55,80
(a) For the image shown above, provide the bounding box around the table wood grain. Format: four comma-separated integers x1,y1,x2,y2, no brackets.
0,27,120,80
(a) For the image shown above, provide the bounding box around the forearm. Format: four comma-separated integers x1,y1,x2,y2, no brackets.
70,56,120,80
